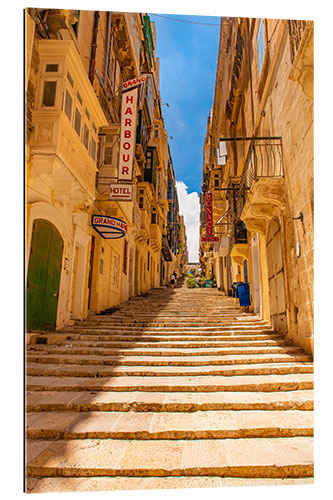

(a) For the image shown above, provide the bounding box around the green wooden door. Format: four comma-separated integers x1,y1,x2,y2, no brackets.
26,220,63,331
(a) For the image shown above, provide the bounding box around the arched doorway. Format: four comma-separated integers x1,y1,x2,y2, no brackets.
266,217,287,333
26,219,63,331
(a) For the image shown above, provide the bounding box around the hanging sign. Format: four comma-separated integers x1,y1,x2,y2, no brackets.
92,215,127,239
122,75,146,91
202,236,219,242
118,87,138,181
109,184,133,201
205,191,213,236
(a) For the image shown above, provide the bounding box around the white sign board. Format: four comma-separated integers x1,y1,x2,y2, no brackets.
109,183,133,201
118,87,138,181
92,215,127,239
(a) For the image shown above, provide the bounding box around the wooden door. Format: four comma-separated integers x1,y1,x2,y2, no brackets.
266,218,287,333
26,219,63,331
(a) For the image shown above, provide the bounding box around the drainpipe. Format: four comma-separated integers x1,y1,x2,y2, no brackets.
89,11,100,84
104,12,112,86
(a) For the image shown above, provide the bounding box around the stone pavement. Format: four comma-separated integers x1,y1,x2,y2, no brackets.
25,283,314,492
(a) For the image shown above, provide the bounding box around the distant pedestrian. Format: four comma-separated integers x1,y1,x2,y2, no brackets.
170,272,177,289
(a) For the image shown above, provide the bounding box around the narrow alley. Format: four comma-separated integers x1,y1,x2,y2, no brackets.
24,7,315,496
26,281,313,492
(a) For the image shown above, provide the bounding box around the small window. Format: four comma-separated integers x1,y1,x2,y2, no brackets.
42,81,57,107
74,108,82,136
139,196,144,209
90,137,96,161
214,174,219,188
85,108,91,121
67,71,74,87
77,90,83,105
92,122,97,133
83,123,89,149
45,64,58,72
104,146,113,164
257,19,265,75
99,258,104,275
64,90,73,121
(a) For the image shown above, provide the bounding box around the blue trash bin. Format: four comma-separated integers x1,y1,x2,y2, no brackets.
237,282,251,307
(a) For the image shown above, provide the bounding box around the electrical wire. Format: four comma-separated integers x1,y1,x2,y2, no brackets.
150,13,220,26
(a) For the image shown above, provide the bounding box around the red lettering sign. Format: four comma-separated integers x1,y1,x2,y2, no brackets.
205,192,213,236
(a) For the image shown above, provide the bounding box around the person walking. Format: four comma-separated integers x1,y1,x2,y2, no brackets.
170,272,177,289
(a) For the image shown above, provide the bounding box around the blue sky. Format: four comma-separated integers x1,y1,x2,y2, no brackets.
149,13,220,194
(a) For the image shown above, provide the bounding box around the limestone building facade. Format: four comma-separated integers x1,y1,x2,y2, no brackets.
25,8,186,333
199,17,313,355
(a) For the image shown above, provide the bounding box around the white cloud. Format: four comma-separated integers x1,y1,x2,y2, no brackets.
176,181,200,262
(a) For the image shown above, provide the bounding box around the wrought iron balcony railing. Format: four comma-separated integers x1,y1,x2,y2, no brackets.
236,136,284,217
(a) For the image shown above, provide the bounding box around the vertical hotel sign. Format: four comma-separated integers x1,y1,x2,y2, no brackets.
205,191,213,236
118,76,146,181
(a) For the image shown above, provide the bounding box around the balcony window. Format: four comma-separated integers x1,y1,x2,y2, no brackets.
42,81,57,107
83,123,89,149
103,146,112,165
90,137,96,161
76,90,83,105
257,19,265,75
74,108,82,137
64,89,73,121
45,64,58,72
67,71,74,87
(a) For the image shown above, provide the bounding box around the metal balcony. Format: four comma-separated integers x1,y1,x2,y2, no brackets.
236,136,284,217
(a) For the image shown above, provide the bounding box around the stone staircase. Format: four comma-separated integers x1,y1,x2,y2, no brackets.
25,285,314,493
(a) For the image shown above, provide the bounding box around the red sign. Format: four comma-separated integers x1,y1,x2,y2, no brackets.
205,191,213,236
202,236,219,242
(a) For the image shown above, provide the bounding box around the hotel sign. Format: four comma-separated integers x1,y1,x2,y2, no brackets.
109,184,133,201
205,191,213,236
92,215,127,239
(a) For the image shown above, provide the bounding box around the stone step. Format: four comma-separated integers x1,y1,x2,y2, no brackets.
26,436,314,478
55,333,284,342
26,389,314,412
26,361,313,378
26,409,314,440
58,328,275,336
61,326,274,336
25,476,314,493
77,313,259,321
78,317,265,325
25,352,312,366
26,373,314,393
26,345,305,357
28,339,293,350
